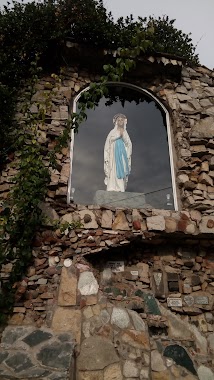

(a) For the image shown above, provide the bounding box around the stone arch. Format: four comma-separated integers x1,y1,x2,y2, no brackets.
67,82,178,209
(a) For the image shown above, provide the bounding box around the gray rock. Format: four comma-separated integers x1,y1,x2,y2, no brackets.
151,350,166,372
177,93,192,102
5,353,33,373
100,309,110,325
61,213,73,224
199,173,213,186
128,310,146,331
176,85,188,94
178,174,189,184
180,103,198,114
2,327,26,345
101,210,113,228
200,98,213,107
23,330,52,347
160,304,207,355
204,87,214,97
19,367,51,378
191,117,214,138
188,99,201,110
199,216,214,233
101,268,112,285
94,190,146,209
200,76,212,85
188,89,199,98
0,352,8,364
57,333,73,342
198,366,214,380
123,360,139,377
37,342,74,369
140,367,150,379
111,307,130,329
39,202,59,225
147,216,165,231
203,106,214,116
77,336,119,370
208,333,214,352
49,372,68,380
78,271,99,295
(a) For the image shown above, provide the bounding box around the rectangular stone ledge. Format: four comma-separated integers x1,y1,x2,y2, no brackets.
43,205,214,242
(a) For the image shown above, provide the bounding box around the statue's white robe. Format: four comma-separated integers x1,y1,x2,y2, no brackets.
104,126,132,192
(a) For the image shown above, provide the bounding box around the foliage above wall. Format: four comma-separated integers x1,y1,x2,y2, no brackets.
0,0,199,161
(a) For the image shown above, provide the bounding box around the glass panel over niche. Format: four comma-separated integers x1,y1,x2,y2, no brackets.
69,84,176,210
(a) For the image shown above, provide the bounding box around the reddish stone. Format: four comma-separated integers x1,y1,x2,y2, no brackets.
207,219,214,228
24,300,33,308
32,235,43,247
35,258,47,267
86,295,97,305
180,212,190,220
46,299,56,306
95,230,103,236
78,242,97,248
196,256,203,263
16,285,27,294
42,230,58,243
124,231,133,239
45,266,58,276
27,267,36,277
29,290,39,299
40,292,54,299
177,219,188,232
159,89,166,97
38,285,48,293
133,220,141,230
165,218,177,233
97,325,112,338
80,298,86,309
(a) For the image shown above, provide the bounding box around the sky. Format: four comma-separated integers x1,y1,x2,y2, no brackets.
104,0,214,69
0,0,213,68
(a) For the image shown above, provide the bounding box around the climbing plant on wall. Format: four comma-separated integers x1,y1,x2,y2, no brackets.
0,0,199,321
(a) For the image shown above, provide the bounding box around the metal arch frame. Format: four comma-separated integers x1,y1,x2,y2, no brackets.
67,82,178,211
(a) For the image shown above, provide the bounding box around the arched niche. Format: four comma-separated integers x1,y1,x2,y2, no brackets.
68,83,178,210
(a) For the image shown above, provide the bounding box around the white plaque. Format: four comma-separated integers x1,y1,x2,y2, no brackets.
107,261,124,273
64,258,72,267
131,271,138,276
167,297,182,307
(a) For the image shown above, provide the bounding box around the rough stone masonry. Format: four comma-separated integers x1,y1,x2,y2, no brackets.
1,48,214,379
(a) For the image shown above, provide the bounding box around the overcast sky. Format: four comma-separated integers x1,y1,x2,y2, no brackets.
0,0,213,68
104,0,214,69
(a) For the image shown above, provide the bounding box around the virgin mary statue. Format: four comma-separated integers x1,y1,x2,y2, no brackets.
104,114,132,192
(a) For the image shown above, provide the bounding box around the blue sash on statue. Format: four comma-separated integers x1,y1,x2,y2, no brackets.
115,138,129,179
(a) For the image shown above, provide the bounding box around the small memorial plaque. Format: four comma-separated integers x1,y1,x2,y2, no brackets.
153,272,162,288
131,271,138,276
184,295,194,307
167,297,182,307
194,296,209,305
107,261,124,273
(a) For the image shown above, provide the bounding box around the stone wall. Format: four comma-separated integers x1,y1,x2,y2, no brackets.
1,207,214,379
1,55,214,379
1,59,214,211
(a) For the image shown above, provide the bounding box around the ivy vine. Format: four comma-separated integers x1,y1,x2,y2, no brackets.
0,0,199,322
